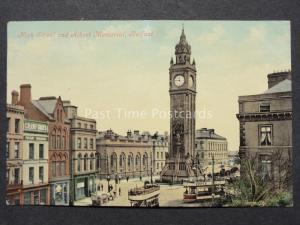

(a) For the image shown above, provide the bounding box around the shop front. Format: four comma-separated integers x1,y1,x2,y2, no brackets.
74,174,96,200
50,181,70,205
6,185,22,205
22,185,50,205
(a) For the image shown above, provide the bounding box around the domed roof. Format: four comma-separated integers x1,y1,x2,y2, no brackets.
175,27,191,55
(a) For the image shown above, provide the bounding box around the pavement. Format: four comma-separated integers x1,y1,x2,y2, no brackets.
74,176,211,207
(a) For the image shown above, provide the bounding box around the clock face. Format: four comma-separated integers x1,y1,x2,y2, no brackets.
174,75,185,87
188,76,194,88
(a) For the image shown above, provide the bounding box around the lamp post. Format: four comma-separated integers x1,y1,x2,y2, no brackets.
106,175,110,193
212,154,215,206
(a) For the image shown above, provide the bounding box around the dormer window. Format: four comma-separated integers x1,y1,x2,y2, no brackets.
260,103,270,112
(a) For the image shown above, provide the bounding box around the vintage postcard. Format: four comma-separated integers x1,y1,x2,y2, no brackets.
6,21,292,207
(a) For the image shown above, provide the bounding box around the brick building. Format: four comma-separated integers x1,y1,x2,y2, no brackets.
17,84,71,205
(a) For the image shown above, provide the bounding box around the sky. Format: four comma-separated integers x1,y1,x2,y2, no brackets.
7,21,291,151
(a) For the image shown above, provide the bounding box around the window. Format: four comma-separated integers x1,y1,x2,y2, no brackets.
39,167,44,183
51,162,56,177
77,155,82,172
14,142,19,158
260,125,272,146
62,135,66,149
90,157,94,170
56,162,61,176
15,119,20,133
135,155,139,166
6,142,10,159
84,155,88,170
7,118,10,132
29,167,34,184
52,135,56,149
119,156,123,166
260,103,270,112
90,139,94,149
90,124,94,130
61,162,65,176
39,144,44,159
34,191,39,205
14,168,20,184
57,135,61,149
161,152,163,159
77,138,81,149
157,152,159,159
157,163,159,169
40,189,46,205
78,122,81,128
24,192,31,205
84,124,87,129
29,143,34,159
260,155,272,181
84,138,87,149
96,154,100,170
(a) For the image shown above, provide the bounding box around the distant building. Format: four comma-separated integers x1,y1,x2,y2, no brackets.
236,71,292,188
195,128,228,166
6,91,24,205
22,119,50,205
64,101,97,202
227,151,240,166
152,133,168,176
96,130,153,180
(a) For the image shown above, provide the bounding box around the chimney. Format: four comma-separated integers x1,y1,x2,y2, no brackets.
19,84,32,106
267,70,292,89
11,90,19,105
127,130,132,138
134,130,140,136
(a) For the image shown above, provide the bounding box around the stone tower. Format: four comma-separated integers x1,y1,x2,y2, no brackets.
161,27,198,183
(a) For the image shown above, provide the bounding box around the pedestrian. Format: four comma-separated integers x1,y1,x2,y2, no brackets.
119,187,121,196
126,176,129,182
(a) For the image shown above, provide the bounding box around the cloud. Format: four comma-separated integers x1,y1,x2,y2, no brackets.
248,25,266,41
198,25,225,44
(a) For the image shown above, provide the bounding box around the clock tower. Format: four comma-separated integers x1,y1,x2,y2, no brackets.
161,27,198,183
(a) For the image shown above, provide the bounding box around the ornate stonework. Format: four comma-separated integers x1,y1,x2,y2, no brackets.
161,27,198,183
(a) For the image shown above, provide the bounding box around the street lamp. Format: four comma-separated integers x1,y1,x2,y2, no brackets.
106,175,110,192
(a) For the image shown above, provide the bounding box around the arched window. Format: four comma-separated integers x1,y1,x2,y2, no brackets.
90,153,94,170
84,154,88,171
136,153,141,168
111,154,114,168
96,153,100,170
77,154,82,172
119,156,123,166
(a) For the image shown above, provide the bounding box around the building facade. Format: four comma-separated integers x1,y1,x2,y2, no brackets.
236,71,292,188
96,130,153,180
22,119,50,205
17,84,71,205
6,92,24,205
195,128,228,167
161,27,198,182
152,134,168,176
64,102,97,202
